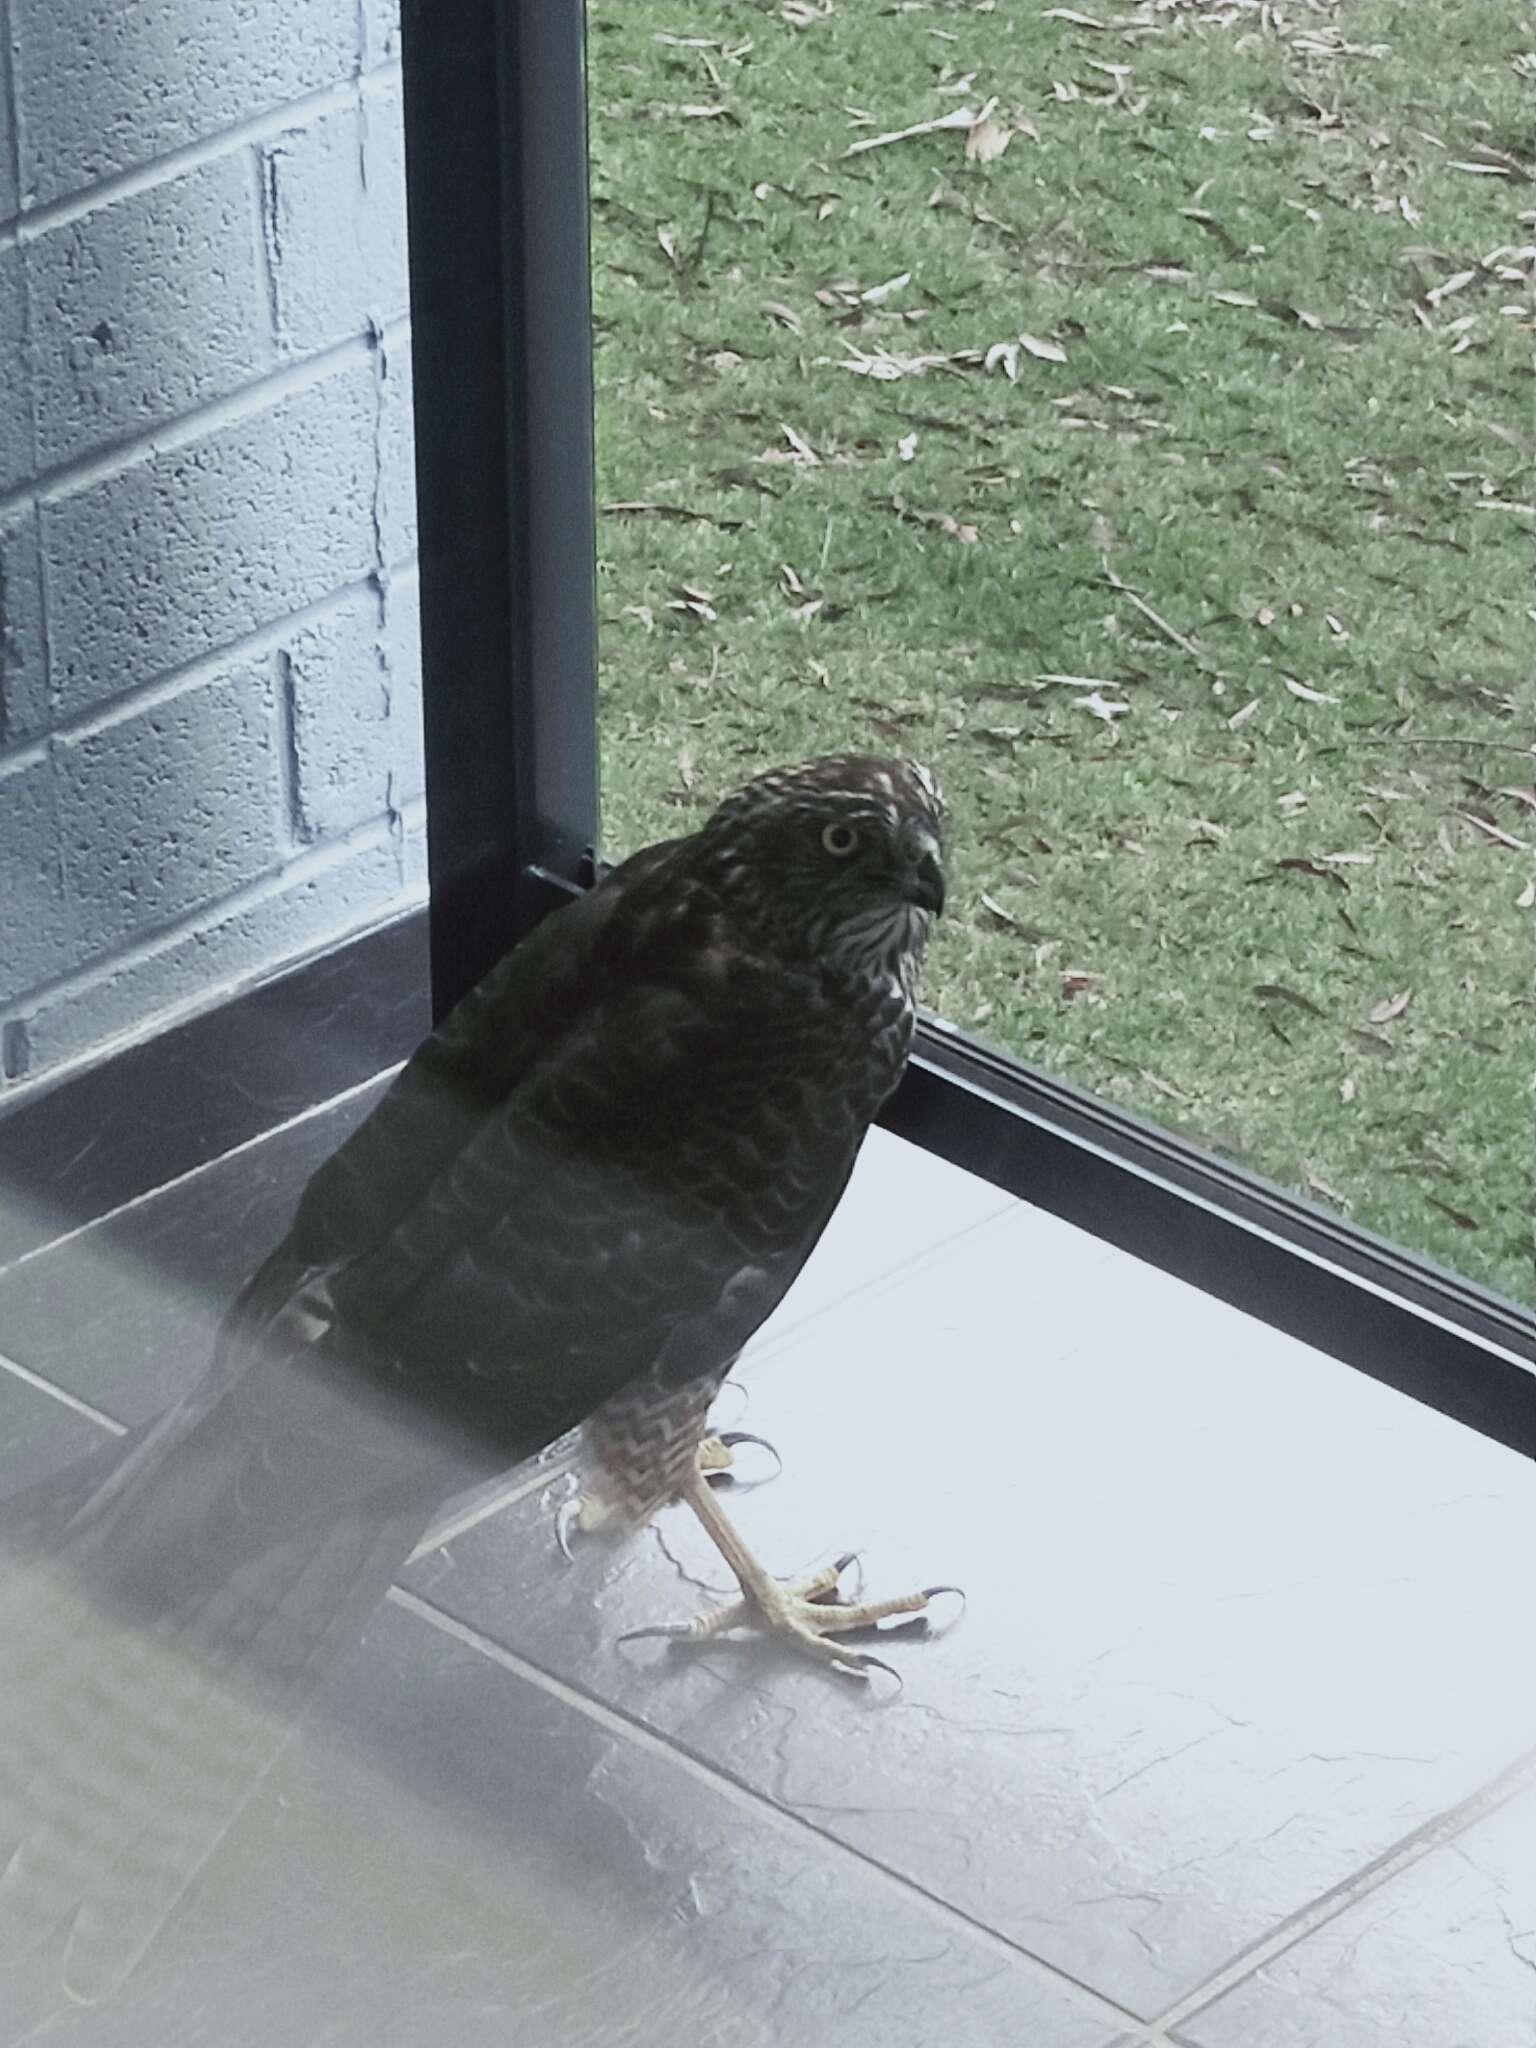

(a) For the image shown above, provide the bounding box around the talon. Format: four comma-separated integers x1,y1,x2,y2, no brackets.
712,1430,783,1485
554,1496,581,1563
617,1620,701,1647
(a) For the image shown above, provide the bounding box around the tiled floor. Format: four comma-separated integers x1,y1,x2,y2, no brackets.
1,950,1533,2044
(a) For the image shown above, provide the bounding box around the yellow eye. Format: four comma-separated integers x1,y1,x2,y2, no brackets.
820,821,860,857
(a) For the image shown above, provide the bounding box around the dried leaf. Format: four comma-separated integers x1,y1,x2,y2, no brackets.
1340,1075,1357,1103
1253,983,1326,1018
761,300,804,333
844,106,977,158
1369,990,1412,1024
1320,850,1375,866
1075,690,1130,722
1425,1196,1480,1231
966,113,1013,163
1517,877,1535,908
1275,857,1348,889
1455,809,1530,850
1041,6,1106,23
1019,331,1068,364
1227,698,1259,729
1284,677,1339,704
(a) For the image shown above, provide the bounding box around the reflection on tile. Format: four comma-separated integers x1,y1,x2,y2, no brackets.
0,1082,387,1425
0,910,426,1267
0,1597,1123,2048
403,1216,1536,2020
1179,1773,1536,2048
741,1124,1019,1351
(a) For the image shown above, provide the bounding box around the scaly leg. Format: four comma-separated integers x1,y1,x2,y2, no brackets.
556,1432,779,1559
622,1466,960,1681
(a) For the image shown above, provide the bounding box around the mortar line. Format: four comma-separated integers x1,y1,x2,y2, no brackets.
0,315,410,520
0,60,402,252
1153,1737,1536,2034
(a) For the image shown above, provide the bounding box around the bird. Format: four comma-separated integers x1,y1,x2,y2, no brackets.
0,752,950,2001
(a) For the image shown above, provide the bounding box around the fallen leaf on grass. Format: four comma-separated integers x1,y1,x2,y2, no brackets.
1274,857,1349,888
1319,850,1374,866
601,501,742,530
1340,1076,1356,1103
1075,690,1130,723
1254,983,1326,1018
966,111,1013,163
844,106,977,158
1517,877,1535,908
761,300,804,333
1425,1196,1480,1232
1060,968,1102,1000
1306,1170,1350,1207
1041,6,1106,23
1284,677,1339,704
1350,1028,1395,1057
1455,809,1530,850
1369,990,1412,1024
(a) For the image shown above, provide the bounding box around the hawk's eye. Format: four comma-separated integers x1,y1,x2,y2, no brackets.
820,821,860,857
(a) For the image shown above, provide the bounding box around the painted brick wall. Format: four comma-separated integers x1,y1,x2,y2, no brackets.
0,0,423,1100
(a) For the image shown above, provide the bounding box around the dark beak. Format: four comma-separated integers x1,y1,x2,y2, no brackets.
904,850,946,917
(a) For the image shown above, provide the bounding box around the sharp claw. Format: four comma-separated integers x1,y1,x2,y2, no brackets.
617,1621,700,1647
554,1498,581,1563
836,1648,902,1689
918,1584,966,1635
709,1431,783,1486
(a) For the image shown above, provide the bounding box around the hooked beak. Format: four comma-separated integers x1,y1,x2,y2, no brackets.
903,848,946,917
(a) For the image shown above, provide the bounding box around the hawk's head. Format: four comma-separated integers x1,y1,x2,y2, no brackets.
694,755,946,977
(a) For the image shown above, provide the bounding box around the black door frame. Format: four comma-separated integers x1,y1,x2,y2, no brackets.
399,2,1535,1460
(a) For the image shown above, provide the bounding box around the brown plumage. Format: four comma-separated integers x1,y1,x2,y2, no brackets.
0,754,947,1999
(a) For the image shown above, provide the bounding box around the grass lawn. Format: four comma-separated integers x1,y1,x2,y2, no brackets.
585,0,1535,1305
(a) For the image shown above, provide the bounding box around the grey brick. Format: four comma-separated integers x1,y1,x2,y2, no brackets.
28,149,274,472
0,240,32,492
283,573,421,842
0,505,48,745
377,332,415,563
54,663,277,958
43,358,379,723
264,83,408,355
362,0,401,67
0,747,70,1002
12,0,357,207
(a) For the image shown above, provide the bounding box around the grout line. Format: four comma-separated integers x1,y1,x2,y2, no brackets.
0,315,410,519
0,1344,126,1434
388,1582,1143,2037
26,552,417,751
0,1064,402,1282
1152,1738,1536,2034
0,60,403,253
407,1458,577,1564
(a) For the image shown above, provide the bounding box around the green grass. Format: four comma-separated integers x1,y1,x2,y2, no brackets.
587,0,1535,1304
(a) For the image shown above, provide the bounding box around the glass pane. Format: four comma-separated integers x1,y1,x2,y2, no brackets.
589,0,1533,1304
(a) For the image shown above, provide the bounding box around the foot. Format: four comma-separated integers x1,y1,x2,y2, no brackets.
620,1468,962,1682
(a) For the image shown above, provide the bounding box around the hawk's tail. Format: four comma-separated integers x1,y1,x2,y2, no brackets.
0,1413,431,2003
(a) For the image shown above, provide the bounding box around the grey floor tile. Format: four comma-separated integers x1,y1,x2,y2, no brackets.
1177,1772,1536,2048
0,1594,1124,2048
401,1214,1536,2022
0,1081,388,1426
